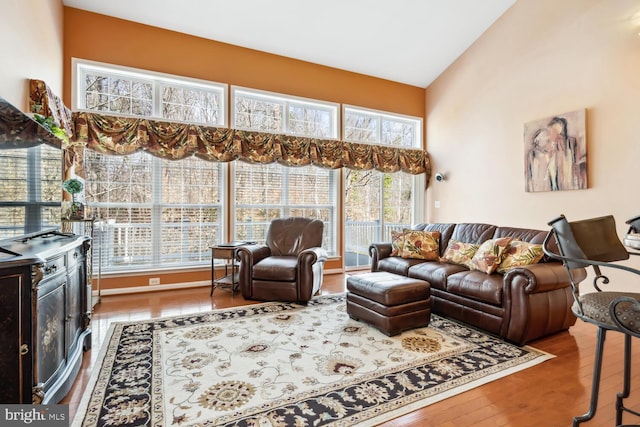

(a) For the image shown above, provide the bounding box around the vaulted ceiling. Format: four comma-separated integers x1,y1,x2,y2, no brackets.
62,0,516,88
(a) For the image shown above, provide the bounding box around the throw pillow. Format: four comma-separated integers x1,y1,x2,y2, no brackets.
401,230,440,260
390,230,405,257
439,239,479,268
468,237,513,274
496,240,544,274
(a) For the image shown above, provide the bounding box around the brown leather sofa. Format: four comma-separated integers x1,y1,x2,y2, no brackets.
237,217,328,303
369,222,586,345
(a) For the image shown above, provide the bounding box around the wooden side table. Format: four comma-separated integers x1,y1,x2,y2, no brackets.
210,242,249,296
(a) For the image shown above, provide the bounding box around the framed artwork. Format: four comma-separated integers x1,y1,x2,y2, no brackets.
524,109,587,192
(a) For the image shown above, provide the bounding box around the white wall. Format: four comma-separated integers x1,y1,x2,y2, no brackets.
425,0,640,290
0,0,64,108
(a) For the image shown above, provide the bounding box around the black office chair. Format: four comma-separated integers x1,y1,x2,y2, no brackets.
543,214,640,426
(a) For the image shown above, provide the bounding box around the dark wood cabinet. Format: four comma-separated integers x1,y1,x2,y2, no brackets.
0,231,91,404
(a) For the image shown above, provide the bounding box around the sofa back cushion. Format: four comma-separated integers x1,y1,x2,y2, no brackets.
492,226,546,244
451,223,497,245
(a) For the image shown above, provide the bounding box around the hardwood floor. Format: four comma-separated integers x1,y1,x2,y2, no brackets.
62,273,640,426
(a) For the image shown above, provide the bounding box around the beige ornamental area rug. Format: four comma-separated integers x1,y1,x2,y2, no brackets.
72,294,553,427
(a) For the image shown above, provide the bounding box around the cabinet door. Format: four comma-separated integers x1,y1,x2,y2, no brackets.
66,253,85,356
0,270,31,403
36,273,66,392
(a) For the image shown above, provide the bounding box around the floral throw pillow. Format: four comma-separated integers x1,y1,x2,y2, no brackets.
439,239,479,268
390,230,406,257
496,241,544,274
401,230,440,260
468,237,513,274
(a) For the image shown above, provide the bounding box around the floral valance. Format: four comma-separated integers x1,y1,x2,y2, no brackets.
71,112,430,176
29,79,73,137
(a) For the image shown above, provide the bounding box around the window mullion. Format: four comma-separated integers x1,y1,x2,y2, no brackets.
151,156,163,265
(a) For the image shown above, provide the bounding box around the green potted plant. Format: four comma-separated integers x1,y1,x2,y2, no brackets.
62,178,84,219
33,113,70,145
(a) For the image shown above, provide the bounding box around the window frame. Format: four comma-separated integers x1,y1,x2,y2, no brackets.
230,86,340,255
72,58,228,127
342,105,423,148
231,86,339,139
230,161,339,256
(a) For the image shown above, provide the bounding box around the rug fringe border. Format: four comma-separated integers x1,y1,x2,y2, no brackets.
350,348,554,426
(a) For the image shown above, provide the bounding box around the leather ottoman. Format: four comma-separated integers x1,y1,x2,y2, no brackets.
346,271,431,336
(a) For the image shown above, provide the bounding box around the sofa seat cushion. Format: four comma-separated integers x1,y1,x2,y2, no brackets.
377,256,425,276
445,270,504,306
408,261,467,291
253,256,297,281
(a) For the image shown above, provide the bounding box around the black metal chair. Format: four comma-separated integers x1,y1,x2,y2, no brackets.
543,214,640,426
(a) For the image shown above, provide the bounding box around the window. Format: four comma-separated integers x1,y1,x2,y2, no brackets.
74,59,227,126
343,106,423,268
233,87,338,138
343,106,422,148
75,60,228,272
231,87,340,254
233,162,337,254
84,151,223,272
0,145,61,239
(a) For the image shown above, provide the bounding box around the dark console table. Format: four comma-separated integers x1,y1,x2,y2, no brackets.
0,229,91,404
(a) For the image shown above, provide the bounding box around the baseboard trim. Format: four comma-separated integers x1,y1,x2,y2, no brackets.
94,270,348,296
95,280,209,296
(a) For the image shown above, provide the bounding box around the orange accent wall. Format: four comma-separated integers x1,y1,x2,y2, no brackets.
65,7,424,290
63,8,425,117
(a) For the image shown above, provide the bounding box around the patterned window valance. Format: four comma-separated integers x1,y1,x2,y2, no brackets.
26,79,430,179
71,112,430,176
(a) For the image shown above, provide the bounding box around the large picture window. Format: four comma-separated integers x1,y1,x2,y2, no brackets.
84,151,223,271
232,87,340,254
233,162,337,255
74,60,423,274
343,106,423,268
75,60,227,272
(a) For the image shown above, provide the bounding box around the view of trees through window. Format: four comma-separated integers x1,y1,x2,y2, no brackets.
84,151,222,269
75,60,421,273
343,168,414,268
0,145,62,239
234,162,336,252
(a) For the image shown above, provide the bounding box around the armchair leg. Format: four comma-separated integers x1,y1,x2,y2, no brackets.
574,327,607,427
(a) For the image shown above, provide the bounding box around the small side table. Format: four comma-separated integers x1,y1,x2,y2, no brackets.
210,242,247,296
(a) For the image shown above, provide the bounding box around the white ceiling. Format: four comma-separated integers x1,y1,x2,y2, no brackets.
62,0,516,88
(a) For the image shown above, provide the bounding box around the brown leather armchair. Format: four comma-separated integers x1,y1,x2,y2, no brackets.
236,217,328,303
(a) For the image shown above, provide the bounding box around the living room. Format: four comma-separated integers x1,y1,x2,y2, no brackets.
3,1,638,289
1,0,640,425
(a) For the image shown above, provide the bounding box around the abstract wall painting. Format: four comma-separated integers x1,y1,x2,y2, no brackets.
524,109,587,192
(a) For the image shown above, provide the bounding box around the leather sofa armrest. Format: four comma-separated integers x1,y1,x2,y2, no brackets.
502,262,586,345
369,242,392,272
503,262,586,294
237,245,271,298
